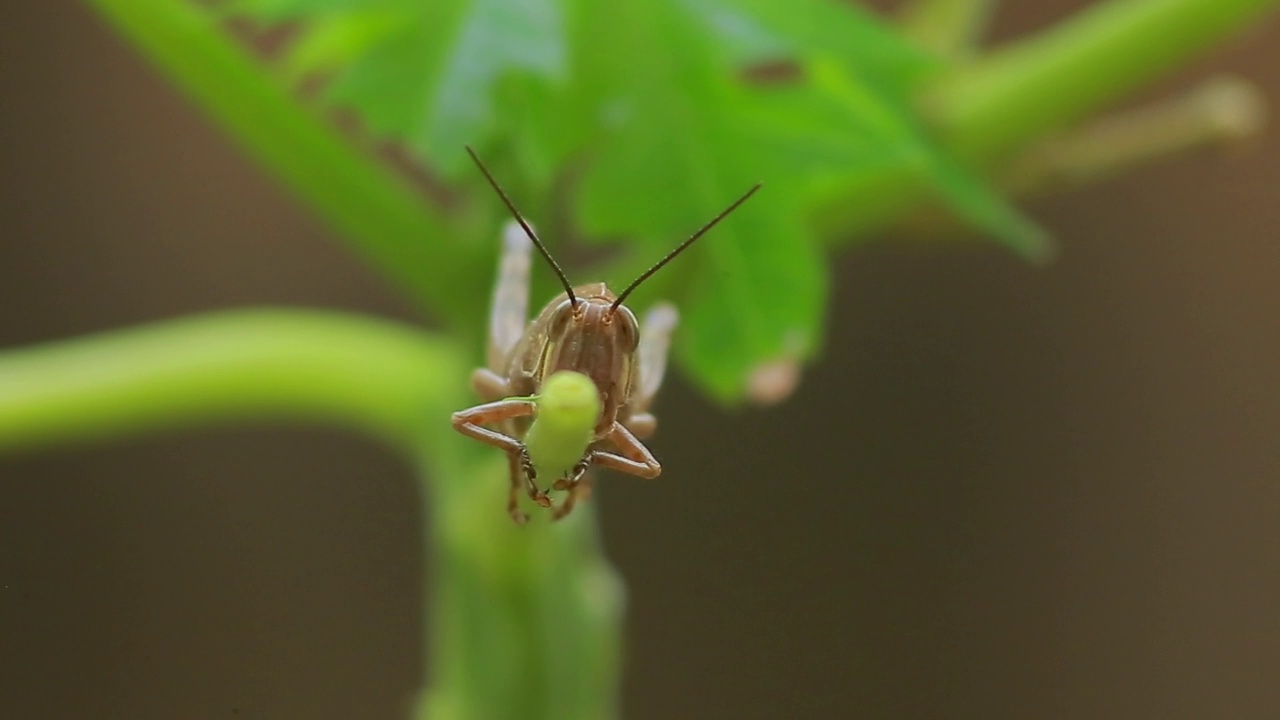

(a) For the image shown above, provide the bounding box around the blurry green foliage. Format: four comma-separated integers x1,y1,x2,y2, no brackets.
12,1,1278,718
219,0,1046,401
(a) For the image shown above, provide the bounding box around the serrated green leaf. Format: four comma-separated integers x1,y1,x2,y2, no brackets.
573,0,827,401
224,0,568,175
281,11,406,81
684,0,942,87
807,58,1053,260
219,0,1048,399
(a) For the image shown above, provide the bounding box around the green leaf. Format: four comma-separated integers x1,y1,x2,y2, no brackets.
572,0,827,401
225,0,568,176
280,11,407,81
681,3,1046,257
807,58,1052,260
217,0,1048,397
685,0,943,88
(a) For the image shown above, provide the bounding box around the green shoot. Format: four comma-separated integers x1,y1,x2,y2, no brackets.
522,370,602,482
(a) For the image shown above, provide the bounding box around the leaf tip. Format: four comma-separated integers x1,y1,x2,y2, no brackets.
1015,227,1058,266
745,357,804,406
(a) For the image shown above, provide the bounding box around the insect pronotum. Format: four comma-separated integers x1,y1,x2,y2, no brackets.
451,146,761,523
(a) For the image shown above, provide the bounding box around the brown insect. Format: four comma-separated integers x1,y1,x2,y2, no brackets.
451,146,761,523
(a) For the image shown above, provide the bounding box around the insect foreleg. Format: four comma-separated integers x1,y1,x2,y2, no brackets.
591,423,662,479
549,424,659,520
487,220,533,371
451,399,550,523
551,469,596,521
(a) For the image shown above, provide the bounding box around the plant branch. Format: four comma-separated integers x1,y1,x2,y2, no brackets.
80,0,483,321
0,308,625,718
925,0,1280,163
0,310,467,453
818,0,1277,245
417,453,624,720
898,0,998,60
1000,74,1266,195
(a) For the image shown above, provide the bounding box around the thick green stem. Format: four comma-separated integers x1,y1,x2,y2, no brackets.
926,0,1280,163
0,310,465,452
898,0,998,60
417,453,624,720
0,308,623,718
820,0,1278,244
999,74,1266,195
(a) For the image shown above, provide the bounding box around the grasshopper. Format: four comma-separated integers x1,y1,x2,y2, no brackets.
452,146,760,523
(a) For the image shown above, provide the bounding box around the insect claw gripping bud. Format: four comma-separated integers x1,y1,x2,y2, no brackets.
525,371,602,483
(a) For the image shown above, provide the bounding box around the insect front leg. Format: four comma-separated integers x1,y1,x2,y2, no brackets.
591,422,662,479
625,302,679,439
486,220,534,371
451,398,550,523
548,423,660,521
551,459,596,521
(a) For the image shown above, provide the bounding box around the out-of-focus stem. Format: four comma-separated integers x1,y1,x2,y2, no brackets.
820,0,1277,245
898,0,998,60
0,307,626,720
1001,75,1266,195
417,453,624,720
0,310,465,452
889,75,1266,239
925,0,1279,164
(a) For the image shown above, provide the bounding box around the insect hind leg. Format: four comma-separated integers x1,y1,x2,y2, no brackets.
486,220,533,370
633,302,679,414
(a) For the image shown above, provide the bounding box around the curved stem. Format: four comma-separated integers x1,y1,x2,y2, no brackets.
0,308,625,718
0,309,467,453
926,0,1280,164
819,0,1278,245
898,0,998,60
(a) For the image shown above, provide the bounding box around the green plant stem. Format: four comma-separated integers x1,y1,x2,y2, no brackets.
898,0,998,60
0,310,466,452
818,0,1278,244
0,308,623,719
999,74,1266,195
418,453,624,720
926,0,1280,163
79,0,483,322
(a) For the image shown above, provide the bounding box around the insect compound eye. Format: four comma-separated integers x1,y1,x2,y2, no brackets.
612,305,640,352
548,299,575,338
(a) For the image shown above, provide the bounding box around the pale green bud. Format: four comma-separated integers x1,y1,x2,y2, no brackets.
524,370,601,481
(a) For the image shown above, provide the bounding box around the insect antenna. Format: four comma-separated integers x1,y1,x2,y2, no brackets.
466,145,577,307
610,182,763,313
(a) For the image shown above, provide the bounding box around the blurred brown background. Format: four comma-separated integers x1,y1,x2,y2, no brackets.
2,3,1278,719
